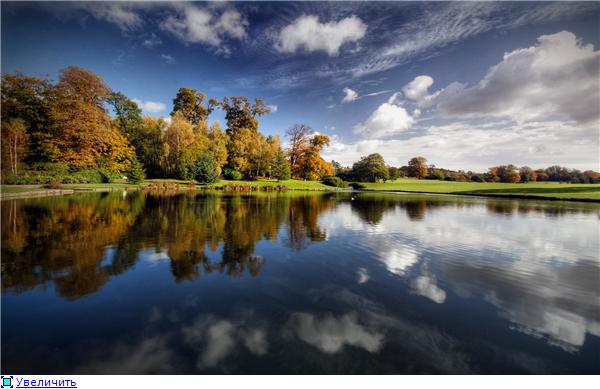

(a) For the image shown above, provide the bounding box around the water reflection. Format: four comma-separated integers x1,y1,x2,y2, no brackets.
1,192,334,298
2,191,599,373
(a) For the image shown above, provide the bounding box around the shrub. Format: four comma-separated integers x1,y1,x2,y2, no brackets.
349,182,366,190
193,153,219,184
45,181,64,189
29,162,70,174
223,167,243,180
321,176,348,188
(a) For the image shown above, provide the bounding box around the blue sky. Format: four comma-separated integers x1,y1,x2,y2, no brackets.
2,1,599,170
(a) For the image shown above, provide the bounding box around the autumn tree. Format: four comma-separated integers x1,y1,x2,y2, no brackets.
285,124,311,172
163,112,201,179
50,66,134,171
352,153,389,182
1,118,29,174
489,165,521,183
296,134,333,180
519,166,537,182
205,122,229,176
227,127,258,174
407,157,429,179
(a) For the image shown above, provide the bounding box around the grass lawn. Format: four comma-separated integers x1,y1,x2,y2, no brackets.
3,178,599,201
362,179,600,201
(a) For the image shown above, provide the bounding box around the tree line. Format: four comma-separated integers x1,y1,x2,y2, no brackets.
1,66,334,184
332,154,599,184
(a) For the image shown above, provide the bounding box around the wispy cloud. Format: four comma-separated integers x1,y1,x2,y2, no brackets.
160,54,176,64
142,33,162,49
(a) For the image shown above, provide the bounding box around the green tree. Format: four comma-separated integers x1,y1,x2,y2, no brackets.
193,153,219,184
220,96,270,134
171,87,217,125
126,157,145,183
388,166,401,181
407,157,429,179
352,153,389,182
107,91,143,140
271,149,291,180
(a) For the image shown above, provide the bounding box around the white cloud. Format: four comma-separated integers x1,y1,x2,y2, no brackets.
160,4,247,51
267,105,278,113
436,31,600,124
160,54,176,64
340,87,392,104
142,33,162,49
357,267,370,284
402,75,433,101
275,15,367,56
352,94,417,138
133,99,167,113
83,3,143,32
288,312,383,354
323,120,598,171
342,87,359,103
411,276,447,304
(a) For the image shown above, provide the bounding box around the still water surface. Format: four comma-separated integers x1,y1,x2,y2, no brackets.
2,191,599,373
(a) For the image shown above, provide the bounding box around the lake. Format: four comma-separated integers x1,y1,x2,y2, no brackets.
1,191,599,374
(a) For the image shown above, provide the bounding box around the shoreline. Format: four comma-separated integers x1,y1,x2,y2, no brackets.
360,189,600,203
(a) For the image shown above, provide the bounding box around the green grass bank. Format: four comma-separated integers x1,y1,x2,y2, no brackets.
2,178,599,202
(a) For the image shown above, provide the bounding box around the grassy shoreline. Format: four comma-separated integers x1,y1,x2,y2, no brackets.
2,178,599,202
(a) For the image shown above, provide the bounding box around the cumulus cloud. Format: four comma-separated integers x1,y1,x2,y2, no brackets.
411,276,447,304
182,314,269,368
267,105,278,113
353,93,417,138
342,87,359,103
160,4,247,51
288,312,383,353
323,120,598,171
275,15,367,56
133,99,167,113
436,31,600,124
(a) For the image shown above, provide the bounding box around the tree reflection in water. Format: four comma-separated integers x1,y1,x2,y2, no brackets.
1,192,334,298
2,191,597,300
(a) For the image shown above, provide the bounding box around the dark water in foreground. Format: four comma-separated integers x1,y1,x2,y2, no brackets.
1,191,599,374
